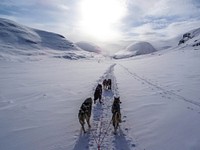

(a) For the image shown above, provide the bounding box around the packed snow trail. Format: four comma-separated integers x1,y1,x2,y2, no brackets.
73,64,136,150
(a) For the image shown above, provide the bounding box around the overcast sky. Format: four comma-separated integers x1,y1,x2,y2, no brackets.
0,0,200,47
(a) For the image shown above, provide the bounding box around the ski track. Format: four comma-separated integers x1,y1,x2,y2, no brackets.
73,64,136,150
118,64,200,109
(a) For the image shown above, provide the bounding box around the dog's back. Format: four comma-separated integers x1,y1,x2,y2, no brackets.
84,97,92,105
83,97,92,117
78,98,92,133
94,84,102,102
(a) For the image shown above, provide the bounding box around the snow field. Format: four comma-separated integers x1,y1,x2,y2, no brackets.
114,49,200,150
0,59,112,150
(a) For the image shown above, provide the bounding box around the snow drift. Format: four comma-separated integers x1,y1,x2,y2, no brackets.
113,41,156,59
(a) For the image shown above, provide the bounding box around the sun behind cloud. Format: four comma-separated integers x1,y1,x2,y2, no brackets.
78,0,126,42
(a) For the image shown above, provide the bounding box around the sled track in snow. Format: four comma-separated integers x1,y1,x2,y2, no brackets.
73,64,136,150
119,64,200,108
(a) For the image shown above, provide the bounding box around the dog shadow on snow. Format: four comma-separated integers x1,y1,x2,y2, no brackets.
73,129,90,150
113,127,135,150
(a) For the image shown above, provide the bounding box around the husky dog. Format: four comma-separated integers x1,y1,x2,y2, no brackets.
78,97,92,133
103,79,108,90
107,79,112,90
112,97,122,134
94,84,102,104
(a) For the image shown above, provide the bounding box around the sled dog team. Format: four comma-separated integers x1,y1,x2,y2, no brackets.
78,79,122,134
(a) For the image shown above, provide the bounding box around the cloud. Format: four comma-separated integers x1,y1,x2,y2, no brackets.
147,0,200,18
120,0,200,42
123,0,200,21
0,0,80,39
160,20,200,37
122,19,200,43
0,0,200,46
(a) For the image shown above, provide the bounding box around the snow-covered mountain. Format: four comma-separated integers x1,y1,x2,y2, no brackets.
0,18,78,50
76,41,102,54
178,27,200,47
113,41,156,59
113,27,200,59
152,27,200,51
0,18,98,61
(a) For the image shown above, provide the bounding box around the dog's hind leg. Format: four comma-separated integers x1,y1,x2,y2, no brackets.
87,120,91,128
79,119,86,133
112,117,116,134
113,122,117,134
81,124,86,133
86,115,91,128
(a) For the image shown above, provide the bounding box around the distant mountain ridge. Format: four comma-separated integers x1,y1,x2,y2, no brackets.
0,18,102,61
76,41,102,53
113,27,200,59
1,18,199,61
113,41,156,59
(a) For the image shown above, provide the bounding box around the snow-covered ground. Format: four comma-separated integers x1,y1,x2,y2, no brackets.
0,43,200,150
115,46,200,150
0,59,113,150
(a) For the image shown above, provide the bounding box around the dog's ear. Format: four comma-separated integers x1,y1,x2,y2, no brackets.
89,97,92,103
116,97,121,103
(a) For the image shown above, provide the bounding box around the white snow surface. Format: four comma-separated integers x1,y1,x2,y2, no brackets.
0,42,200,150
114,42,156,59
